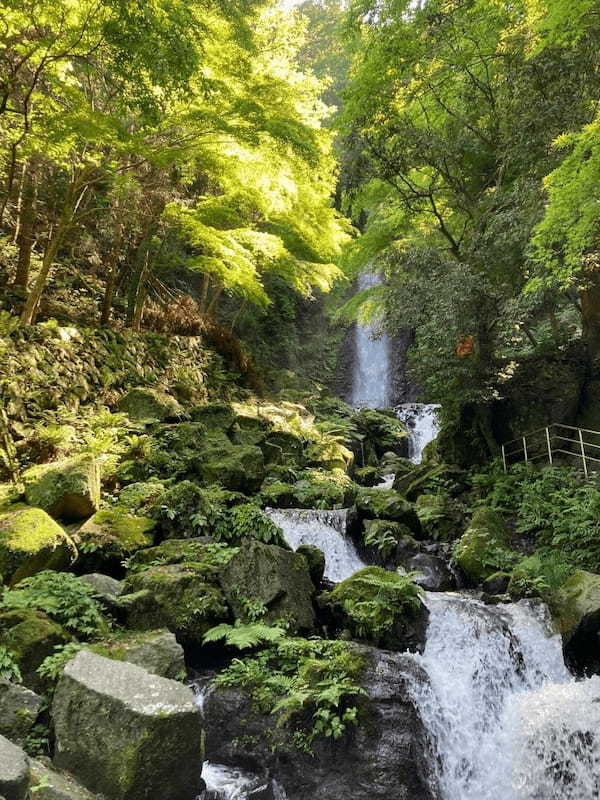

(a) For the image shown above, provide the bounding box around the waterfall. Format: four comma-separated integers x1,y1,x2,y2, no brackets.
351,272,393,409
396,403,440,463
409,592,600,799
265,508,365,582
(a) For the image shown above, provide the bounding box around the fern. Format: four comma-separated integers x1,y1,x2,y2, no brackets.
0,645,22,682
203,621,285,649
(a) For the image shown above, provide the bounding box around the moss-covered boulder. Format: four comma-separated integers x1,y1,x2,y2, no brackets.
91,630,185,680
196,443,265,493
262,469,357,510
121,564,230,645
74,509,155,575
0,506,76,585
24,458,101,521
354,488,421,535
0,610,71,693
116,481,165,515
320,567,428,652
553,570,600,674
261,430,304,467
52,651,202,800
29,759,99,800
189,401,235,431
361,519,420,567
296,545,326,587
117,387,183,423
453,508,516,584
230,413,270,446
0,681,42,747
219,540,316,632
125,537,232,571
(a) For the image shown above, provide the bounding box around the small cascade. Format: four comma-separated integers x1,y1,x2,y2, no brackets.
409,592,600,799
396,403,440,463
351,272,393,409
265,508,365,582
199,763,269,800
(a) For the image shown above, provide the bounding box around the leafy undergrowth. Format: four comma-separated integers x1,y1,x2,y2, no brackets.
471,463,600,572
214,636,367,752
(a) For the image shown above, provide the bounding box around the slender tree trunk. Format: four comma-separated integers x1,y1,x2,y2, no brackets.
126,226,154,328
199,272,211,313
13,161,37,289
100,223,124,326
206,283,223,318
580,278,600,359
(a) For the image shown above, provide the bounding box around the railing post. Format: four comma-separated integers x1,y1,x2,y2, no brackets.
502,444,507,473
545,427,553,465
578,428,588,478
522,436,528,465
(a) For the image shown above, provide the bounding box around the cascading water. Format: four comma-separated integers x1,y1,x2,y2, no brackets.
265,508,365,582
351,272,393,409
409,592,600,799
396,403,440,463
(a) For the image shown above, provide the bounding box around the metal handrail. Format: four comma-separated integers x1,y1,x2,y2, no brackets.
501,423,600,477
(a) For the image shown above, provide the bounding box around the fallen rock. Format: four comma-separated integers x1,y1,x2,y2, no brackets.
79,574,123,610
29,760,98,800
118,387,183,423
94,630,185,680
0,681,42,746
554,570,600,675
52,651,202,800
74,509,155,575
219,540,315,632
24,458,101,521
0,734,29,800
354,488,421,535
0,506,76,585
122,563,229,645
453,507,515,584
408,553,455,592
0,610,71,693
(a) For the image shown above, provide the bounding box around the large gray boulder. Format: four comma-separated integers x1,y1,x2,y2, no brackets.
0,681,42,746
0,734,29,800
203,647,436,800
219,540,315,632
52,651,202,800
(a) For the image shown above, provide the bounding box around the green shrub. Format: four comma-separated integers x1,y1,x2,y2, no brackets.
508,551,573,603
324,567,423,641
37,642,85,682
1,571,106,637
0,644,22,682
215,636,366,751
213,504,286,547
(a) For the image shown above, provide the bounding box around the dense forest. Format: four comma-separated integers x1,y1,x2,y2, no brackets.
3,2,600,799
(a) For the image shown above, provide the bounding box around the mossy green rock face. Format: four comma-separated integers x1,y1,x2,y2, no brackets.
354,488,421,534
117,387,183,423
219,539,315,632
0,680,42,747
189,402,235,431
122,564,229,644
454,508,513,584
75,509,155,574
197,443,265,493
24,458,101,521
52,651,202,800
554,570,600,641
296,545,326,587
0,506,76,585
261,431,304,467
0,610,71,693
117,481,165,514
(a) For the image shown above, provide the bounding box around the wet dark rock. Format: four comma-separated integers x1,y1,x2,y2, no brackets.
0,681,42,747
408,553,455,592
203,647,437,800
482,572,511,596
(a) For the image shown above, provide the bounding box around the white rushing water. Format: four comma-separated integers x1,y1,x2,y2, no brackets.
410,593,600,800
396,403,441,463
351,272,393,409
265,508,365,582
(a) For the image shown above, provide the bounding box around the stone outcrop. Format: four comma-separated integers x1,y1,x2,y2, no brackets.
0,734,29,800
203,647,436,800
24,458,101,521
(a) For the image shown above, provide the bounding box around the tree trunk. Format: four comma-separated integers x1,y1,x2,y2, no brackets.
580,278,600,359
100,221,124,326
13,161,37,289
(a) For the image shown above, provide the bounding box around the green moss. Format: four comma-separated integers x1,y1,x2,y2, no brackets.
453,507,518,583
23,456,101,521
117,387,183,423
0,505,76,585
322,567,423,644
